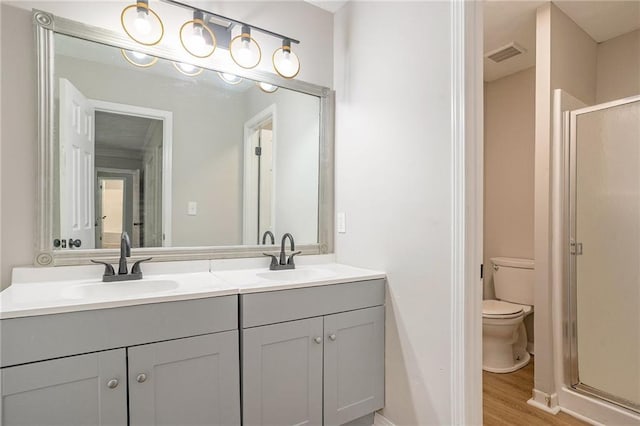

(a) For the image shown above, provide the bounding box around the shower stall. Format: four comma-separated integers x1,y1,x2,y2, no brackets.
565,94,640,415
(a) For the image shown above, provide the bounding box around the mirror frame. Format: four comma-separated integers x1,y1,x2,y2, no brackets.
33,9,334,267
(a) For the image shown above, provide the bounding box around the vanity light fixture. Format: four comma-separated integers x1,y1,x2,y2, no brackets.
121,49,159,68
230,25,262,69
173,62,204,76
180,10,216,58
218,72,243,85
273,39,300,79
257,82,278,93
120,0,164,46
121,1,303,79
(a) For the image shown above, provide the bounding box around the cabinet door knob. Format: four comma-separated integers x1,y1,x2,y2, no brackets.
329,334,336,341
136,373,147,383
313,336,322,344
107,379,119,389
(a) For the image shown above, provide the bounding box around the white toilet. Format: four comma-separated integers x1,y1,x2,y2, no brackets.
482,257,534,373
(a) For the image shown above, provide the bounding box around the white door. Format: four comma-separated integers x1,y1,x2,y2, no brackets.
59,78,95,249
143,146,162,246
258,128,274,239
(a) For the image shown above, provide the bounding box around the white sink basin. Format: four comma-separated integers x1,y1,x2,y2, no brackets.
62,279,180,300
255,268,336,282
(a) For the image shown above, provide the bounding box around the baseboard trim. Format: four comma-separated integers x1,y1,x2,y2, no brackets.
559,407,604,426
374,412,396,426
528,388,560,414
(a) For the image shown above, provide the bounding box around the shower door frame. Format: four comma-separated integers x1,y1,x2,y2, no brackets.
566,94,640,414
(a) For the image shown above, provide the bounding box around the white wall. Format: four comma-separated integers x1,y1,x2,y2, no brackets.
334,2,455,424
483,67,535,300
243,88,320,244
0,1,333,288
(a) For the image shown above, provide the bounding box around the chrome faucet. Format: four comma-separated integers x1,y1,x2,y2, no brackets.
263,233,301,270
91,231,152,282
262,230,275,245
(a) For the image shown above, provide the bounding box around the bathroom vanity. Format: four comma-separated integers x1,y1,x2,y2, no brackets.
0,262,385,426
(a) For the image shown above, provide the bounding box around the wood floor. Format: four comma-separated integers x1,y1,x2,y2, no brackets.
483,358,588,425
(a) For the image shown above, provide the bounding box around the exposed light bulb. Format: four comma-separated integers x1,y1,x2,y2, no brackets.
132,51,148,60
134,10,151,35
237,39,253,65
178,63,196,73
219,73,242,84
278,51,295,75
258,82,278,93
190,26,206,50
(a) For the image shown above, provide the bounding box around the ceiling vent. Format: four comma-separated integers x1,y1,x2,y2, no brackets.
485,42,527,63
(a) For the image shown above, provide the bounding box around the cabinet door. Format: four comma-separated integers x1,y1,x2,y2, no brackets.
243,317,323,426
324,306,385,426
128,331,240,426
1,349,127,426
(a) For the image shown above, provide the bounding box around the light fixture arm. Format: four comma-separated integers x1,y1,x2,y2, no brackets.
193,9,204,27
160,0,300,45
137,0,149,14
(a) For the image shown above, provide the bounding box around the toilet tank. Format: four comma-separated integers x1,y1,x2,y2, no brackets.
491,257,534,306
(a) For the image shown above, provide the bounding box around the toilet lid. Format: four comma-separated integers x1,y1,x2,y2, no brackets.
483,300,524,317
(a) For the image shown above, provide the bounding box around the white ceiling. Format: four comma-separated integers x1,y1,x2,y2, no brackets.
554,0,640,43
484,0,640,82
484,1,545,82
305,1,348,14
95,111,161,152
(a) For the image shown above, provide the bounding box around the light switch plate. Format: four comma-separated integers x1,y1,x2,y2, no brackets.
188,201,197,216
337,212,346,233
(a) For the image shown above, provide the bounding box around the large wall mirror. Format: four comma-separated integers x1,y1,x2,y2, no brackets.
34,10,334,266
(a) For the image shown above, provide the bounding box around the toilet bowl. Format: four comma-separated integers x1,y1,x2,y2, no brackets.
482,257,534,373
482,299,532,373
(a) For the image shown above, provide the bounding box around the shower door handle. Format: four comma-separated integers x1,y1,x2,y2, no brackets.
570,241,583,255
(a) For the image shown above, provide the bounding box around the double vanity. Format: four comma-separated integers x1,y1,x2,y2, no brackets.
0,259,386,426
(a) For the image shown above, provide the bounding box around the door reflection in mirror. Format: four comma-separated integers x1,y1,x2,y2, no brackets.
94,111,164,249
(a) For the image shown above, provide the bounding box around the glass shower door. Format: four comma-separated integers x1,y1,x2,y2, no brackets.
570,96,640,412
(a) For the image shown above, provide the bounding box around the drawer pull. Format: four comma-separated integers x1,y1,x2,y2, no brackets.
313,336,322,344
136,373,147,383
107,379,119,389
329,334,336,341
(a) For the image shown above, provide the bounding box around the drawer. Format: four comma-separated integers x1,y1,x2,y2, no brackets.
1,295,238,368
240,279,385,328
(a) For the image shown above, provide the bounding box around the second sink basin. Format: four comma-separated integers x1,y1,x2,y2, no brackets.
62,279,180,300
255,268,336,282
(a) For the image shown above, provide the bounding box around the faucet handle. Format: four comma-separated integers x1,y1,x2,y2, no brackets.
287,251,302,265
131,257,153,275
263,253,279,268
91,260,115,277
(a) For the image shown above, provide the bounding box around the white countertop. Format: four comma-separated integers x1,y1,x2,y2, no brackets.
0,260,385,319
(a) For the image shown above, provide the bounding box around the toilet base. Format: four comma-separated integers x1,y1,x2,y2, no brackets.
483,351,530,374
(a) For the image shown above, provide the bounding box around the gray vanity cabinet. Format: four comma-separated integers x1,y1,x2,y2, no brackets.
1,295,240,426
323,306,385,426
1,349,127,425
128,331,240,426
240,279,385,426
243,317,324,426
